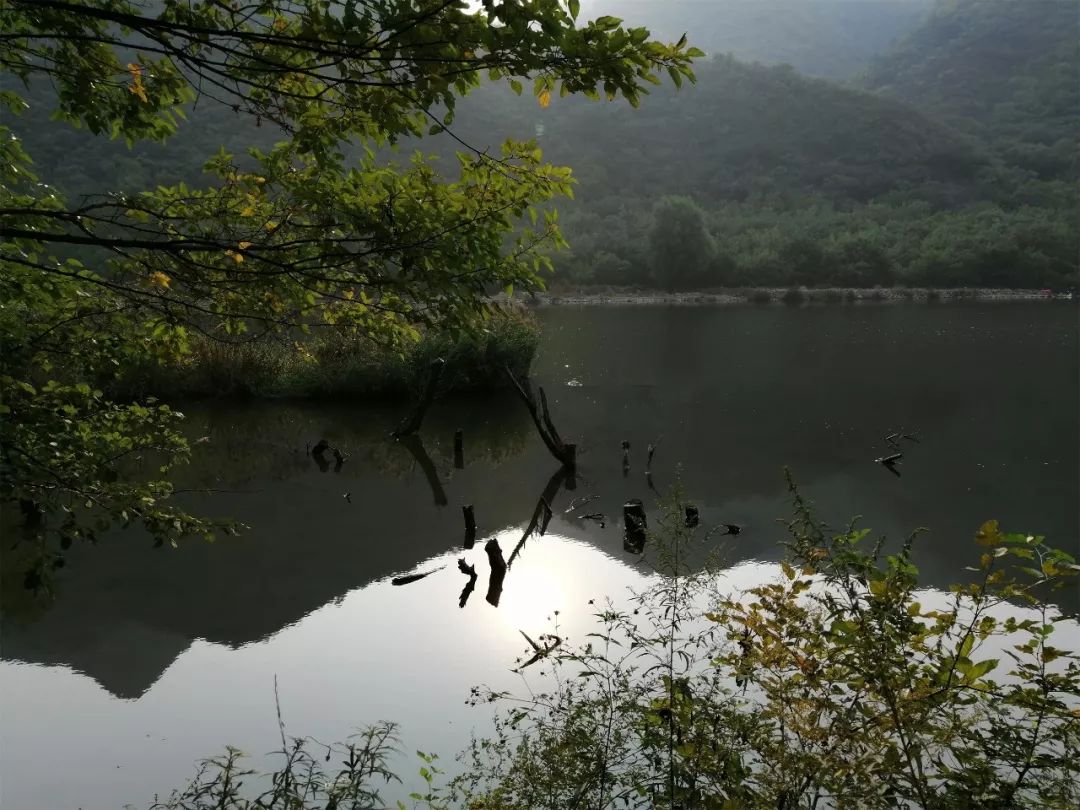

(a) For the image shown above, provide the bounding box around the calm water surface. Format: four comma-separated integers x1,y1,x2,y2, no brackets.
1,303,1077,809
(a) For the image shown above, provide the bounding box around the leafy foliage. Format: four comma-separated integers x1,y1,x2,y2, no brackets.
452,485,1080,808
862,0,1080,181
153,487,1080,807
1,2,698,562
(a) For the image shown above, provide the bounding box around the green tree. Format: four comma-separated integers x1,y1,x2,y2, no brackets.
0,1,701,571
647,195,715,291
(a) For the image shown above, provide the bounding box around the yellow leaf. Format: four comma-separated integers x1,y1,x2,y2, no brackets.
265,221,279,232
238,241,253,250
240,206,256,217
538,89,551,108
225,250,244,264
150,271,171,289
976,520,1001,546
273,17,288,32
127,63,148,103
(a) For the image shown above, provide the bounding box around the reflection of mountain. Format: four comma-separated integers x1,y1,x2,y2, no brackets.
0,394,540,698
3,305,1078,698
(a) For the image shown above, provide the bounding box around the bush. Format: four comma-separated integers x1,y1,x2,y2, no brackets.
157,487,1080,809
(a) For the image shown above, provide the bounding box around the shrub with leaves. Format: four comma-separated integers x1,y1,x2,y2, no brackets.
453,481,1079,808
147,482,1079,809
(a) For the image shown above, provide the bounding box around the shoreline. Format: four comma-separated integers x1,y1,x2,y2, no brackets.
521,287,1072,307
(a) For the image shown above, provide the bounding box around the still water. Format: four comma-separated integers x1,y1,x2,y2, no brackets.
2,303,1077,809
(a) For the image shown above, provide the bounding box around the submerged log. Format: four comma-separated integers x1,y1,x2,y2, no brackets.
463,504,477,549
485,538,507,607
623,498,647,554
392,358,445,438
453,429,464,469
391,565,445,586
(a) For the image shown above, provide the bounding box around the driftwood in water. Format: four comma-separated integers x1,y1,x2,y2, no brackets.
398,435,448,506
875,452,903,478
457,558,478,608
513,631,563,672
311,438,331,472
622,440,630,477
392,358,445,438
623,498,647,554
462,504,477,549
507,465,570,567
503,367,576,468
579,512,606,528
565,495,599,514
453,429,464,469
485,538,507,607
392,565,446,586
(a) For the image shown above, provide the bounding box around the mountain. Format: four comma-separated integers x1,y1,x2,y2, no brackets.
861,0,1080,180
4,4,1075,292
581,0,935,78
445,55,1000,208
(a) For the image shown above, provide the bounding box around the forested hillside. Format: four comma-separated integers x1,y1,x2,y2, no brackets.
862,0,1079,180
6,0,1077,291
436,53,1075,290
580,0,934,78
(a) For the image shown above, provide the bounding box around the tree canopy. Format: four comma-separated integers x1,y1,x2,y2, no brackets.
0,0,700,570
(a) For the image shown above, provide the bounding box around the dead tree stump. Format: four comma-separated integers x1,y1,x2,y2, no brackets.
503,367,576,469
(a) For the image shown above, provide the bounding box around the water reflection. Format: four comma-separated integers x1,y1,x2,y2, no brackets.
1,303,1077,809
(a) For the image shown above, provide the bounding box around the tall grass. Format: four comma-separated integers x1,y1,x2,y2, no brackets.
116,312,540,400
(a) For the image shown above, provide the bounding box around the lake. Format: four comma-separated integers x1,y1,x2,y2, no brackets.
1,302,1077,809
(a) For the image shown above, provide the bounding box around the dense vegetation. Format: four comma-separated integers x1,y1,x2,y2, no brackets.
153,492,1080,808
0,0,699,558
115,310,540,400
431,52,1077,290
862,0,1080,181
9,2,1078,293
